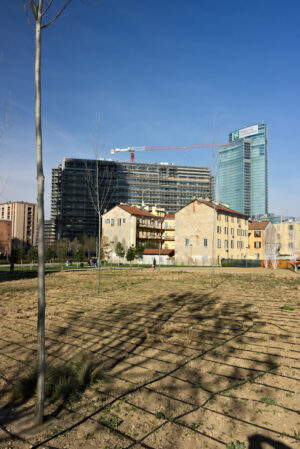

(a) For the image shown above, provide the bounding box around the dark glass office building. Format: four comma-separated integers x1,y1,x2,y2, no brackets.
218,123,268,217
51,158,214,239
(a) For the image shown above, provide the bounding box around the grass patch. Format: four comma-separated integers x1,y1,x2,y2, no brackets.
260,396,277,406
12,354,107,405
226,442,246,449
280,305,295,311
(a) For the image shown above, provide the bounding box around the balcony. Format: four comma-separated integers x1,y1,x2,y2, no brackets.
137,220,162,230
163,235,174,241
137,232,164,240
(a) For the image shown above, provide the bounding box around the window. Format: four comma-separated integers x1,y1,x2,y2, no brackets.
217,214,221,221
225,216,229,222
231,217,234,223
111,219,114,226
254,231,261,237
117,218,122,226
203,238,208,248
224,227,228,235
230,228,234,235
105,219,110,223
277,233,280,240
231,240,234,249
288,242,294,249
225,240,228,249
254,241,261,248
123,218,126,223
217,239,221,248
185,238,190,247
165,222,168,229
217,226,221,234
237,218,241,224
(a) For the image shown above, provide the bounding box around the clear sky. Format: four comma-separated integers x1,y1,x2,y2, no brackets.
1,0,300,218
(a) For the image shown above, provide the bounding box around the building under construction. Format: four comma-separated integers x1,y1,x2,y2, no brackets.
51,158,214,240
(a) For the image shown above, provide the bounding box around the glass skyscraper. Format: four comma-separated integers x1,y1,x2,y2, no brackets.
218,123,268,217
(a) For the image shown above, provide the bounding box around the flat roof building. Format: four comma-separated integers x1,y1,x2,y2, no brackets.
0,202,37,248
218,123,268,217
51,158,214,240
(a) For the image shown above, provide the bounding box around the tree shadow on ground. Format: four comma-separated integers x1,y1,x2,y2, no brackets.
0,271,299,449
249,434,292,449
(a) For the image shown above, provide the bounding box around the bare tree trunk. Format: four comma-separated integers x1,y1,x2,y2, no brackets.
35,1,46,425
98,210,101,293
96,159,101,293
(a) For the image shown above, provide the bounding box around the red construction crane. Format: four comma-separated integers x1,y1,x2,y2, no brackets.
110,143,228,162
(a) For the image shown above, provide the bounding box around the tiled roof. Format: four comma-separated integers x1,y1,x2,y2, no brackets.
176,199,249,218
249,220,270,230
199,200,249,218
165,214,175,219
143,248,175,256
118,205,155,217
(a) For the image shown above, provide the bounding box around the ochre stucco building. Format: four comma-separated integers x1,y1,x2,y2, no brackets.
175,199,249,266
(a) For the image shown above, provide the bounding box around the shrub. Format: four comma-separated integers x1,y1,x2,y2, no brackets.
221,258,261,268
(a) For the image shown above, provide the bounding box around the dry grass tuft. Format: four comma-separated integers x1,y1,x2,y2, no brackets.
11,354,108,405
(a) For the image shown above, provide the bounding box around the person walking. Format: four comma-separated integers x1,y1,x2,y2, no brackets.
152,257,157,270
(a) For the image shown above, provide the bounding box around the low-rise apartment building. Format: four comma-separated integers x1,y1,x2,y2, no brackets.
248,221,276,260
0,202,38,248
102,205,164,251
175,199,249,266
0,219,12,258
273,220,300,256
162,214,175,249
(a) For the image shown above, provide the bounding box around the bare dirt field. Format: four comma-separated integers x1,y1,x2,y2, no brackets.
0,268,299,449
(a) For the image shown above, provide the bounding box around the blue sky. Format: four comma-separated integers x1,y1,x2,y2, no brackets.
1,0,300,218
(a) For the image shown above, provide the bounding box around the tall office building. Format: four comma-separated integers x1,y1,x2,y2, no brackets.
218,123,268,217
51,158,214,240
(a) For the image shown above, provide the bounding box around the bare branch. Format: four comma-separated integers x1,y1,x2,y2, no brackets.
41,0,54,17
28,0,38,20
23,0,36,30
41,0,71,29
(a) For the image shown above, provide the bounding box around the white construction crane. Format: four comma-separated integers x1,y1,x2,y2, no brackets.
111,143,228,162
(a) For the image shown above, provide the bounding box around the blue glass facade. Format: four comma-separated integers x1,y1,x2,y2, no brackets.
218,123,268,216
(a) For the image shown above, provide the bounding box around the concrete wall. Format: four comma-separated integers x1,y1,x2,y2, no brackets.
141,254,174,265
